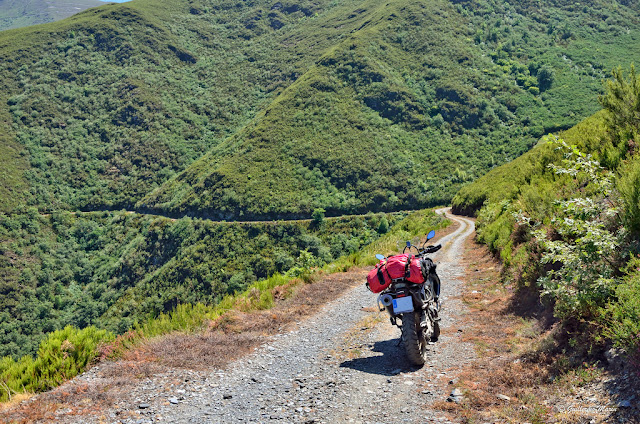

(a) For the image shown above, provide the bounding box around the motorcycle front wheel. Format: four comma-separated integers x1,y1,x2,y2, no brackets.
400,311,428,366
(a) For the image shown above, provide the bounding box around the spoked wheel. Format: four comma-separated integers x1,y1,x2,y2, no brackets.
400,311,428,366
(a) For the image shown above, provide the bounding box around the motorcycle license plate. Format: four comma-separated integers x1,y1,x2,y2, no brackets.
392,296,414,314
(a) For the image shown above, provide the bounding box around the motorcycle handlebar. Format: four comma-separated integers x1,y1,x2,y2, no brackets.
421,244,441,254
403,244,442,255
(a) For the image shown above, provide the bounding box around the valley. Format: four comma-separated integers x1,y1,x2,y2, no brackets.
1,0,640,419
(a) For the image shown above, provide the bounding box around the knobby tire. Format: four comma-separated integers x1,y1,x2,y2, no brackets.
401,311,428,366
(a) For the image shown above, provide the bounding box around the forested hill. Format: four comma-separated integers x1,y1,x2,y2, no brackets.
1,0,639,218
0,0,104,32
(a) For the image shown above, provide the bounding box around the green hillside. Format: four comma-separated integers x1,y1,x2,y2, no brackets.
1,0,640,383
0,208,412,359
139,0,640,219
452,67,640,361
0,0,104,31
0,0,639,218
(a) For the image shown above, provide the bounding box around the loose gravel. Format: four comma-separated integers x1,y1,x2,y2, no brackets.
39,210,478,424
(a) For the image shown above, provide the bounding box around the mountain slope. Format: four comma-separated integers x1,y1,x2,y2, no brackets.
0,0,104,31
1,0,639,216
139,0,640,219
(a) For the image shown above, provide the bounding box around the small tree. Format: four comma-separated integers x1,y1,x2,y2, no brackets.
311,208,325,227
377,216,389,234
600,65,640,155
537,66,554,91
517,138,624,320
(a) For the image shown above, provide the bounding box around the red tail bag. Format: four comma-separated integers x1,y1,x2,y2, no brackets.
366,253,425,293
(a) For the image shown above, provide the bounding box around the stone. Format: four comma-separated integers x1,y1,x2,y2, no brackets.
605,348,625,371
451,388,463,397
447,395,463,404
223,393,233,400
169,397,179,405
497,394,510,401
138,403,151,409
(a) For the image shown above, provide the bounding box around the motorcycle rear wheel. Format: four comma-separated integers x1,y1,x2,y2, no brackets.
400,311,428,366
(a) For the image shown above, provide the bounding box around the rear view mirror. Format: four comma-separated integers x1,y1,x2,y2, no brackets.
375,254,385,261
406,241,411,247
426,230,436,240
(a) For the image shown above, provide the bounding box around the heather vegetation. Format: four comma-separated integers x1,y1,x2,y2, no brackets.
452,67,640,362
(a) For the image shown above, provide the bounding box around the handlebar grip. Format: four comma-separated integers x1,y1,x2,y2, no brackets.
423,244,442,253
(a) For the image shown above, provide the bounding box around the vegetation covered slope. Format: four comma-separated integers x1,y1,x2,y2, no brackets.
140,0,640,219
1,0,639,217
1,0,640,376
0,0,104,31
0,208,410,359
452,67,640,362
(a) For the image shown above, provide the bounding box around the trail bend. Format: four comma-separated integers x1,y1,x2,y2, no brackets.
53,209,477,424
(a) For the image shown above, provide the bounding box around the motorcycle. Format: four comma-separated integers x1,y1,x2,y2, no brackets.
367,230,442,366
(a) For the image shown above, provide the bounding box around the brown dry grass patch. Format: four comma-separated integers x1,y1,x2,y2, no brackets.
147,268,368,369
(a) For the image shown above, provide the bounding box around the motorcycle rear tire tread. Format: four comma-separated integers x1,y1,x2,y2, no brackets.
400,311,428,366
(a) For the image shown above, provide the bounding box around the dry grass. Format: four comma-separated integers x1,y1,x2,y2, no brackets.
0,393,33,414
144,269,369,369
0,268,369,423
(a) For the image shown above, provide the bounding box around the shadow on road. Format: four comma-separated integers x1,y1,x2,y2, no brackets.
339,339,421,376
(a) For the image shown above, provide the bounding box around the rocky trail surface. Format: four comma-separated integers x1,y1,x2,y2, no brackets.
11,210,477,423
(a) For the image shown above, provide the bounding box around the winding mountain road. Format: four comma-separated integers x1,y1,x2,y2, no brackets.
30,210,477,423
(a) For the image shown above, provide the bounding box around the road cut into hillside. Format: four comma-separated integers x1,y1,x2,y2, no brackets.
9,209,477,424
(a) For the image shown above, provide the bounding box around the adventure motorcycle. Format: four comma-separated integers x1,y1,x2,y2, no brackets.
366,230,442,366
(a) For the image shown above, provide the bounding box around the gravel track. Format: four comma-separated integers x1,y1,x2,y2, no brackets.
50,210,477,424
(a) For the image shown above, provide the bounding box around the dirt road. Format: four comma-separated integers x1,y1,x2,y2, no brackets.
10,210,477,423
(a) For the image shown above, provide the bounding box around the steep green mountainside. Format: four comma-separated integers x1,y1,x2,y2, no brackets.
0,0,639,217
0,0,104,31
140,0,640,219
452,68,640,361
1,0,346,211
451,110,609,216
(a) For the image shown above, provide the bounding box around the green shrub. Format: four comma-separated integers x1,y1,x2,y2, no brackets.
523,140,621,320
617,155,640,236
606,265,640,354
0,325,113,401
